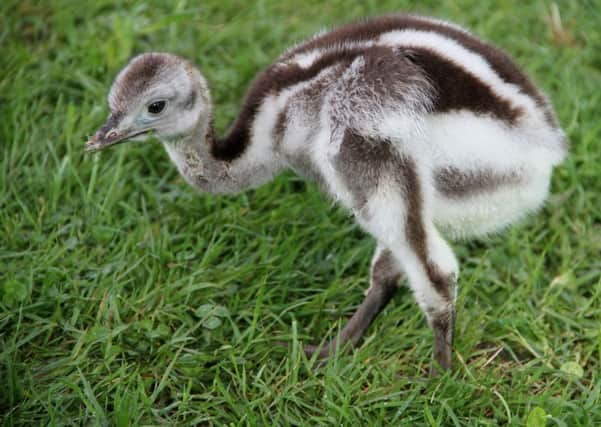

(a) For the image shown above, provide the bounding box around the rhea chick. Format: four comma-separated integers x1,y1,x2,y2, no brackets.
86,14,567,373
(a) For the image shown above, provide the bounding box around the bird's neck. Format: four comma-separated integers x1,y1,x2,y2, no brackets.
162,106,283,194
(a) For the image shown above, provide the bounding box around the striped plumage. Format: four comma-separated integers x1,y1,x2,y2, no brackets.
86,14,567,373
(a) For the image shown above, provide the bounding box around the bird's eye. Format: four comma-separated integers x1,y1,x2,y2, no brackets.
147,100,166,115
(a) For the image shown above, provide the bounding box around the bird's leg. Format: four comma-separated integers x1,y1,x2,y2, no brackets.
400,235,458,377
304,247,402,359
335,148,458,375
319,131,459,374
429,299,456,376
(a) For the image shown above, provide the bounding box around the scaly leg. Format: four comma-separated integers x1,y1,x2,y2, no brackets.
304,246,402,358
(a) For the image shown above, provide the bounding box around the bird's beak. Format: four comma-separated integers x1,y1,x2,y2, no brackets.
85,114,151,152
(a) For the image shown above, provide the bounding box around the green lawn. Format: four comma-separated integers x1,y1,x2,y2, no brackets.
1,0,600,425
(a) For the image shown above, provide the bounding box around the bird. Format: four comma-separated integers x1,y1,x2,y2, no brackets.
85,14,567,374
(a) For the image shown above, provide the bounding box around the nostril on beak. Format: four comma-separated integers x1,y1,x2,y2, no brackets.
106,130,118,139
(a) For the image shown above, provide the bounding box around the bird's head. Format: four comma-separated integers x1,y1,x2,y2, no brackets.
85,52,211,152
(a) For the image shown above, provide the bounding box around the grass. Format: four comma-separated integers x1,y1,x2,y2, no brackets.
1,0,600,425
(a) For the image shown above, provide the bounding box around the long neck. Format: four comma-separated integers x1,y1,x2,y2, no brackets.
162,101,283,194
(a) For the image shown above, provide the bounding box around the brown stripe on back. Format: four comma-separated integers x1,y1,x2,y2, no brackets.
284,14,556,126
338,44,520,124
212,48,366,161
407,47,523,124
213,15,559,161
434,166,523,198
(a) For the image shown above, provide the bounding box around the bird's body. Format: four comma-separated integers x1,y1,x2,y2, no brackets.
87,14,567,373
